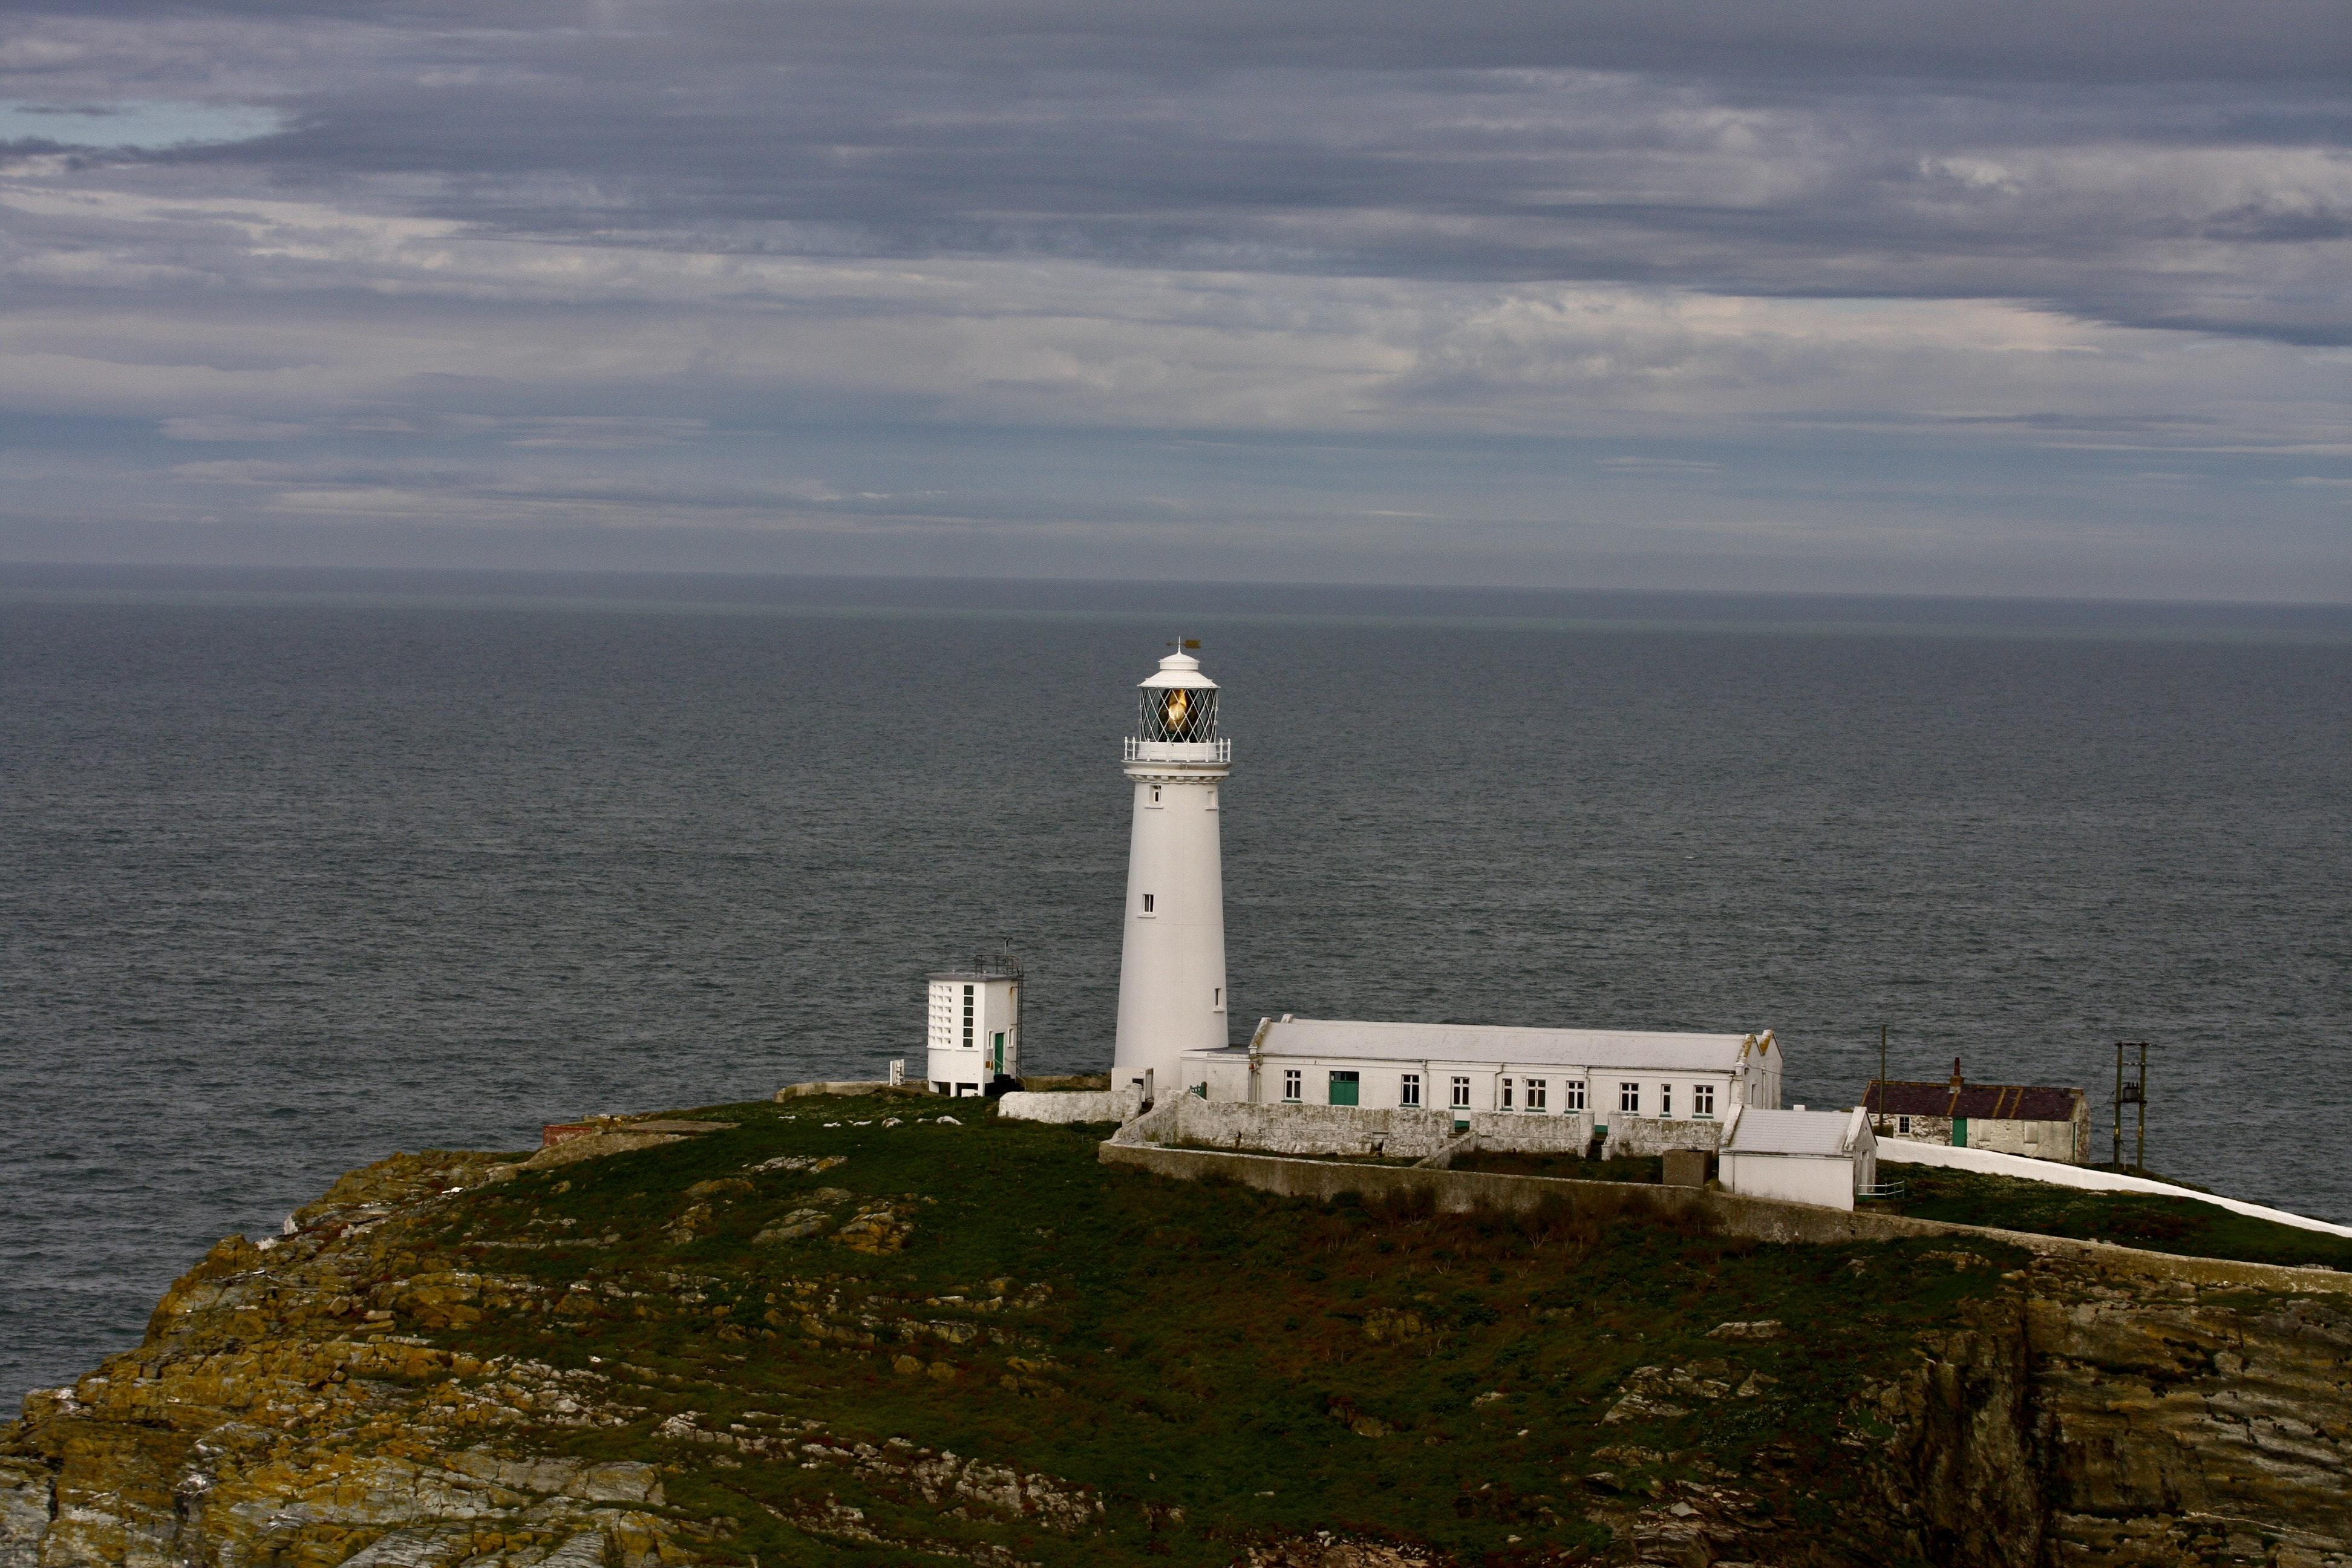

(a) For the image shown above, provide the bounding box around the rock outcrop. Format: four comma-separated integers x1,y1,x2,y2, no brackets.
6,1111,2351,1567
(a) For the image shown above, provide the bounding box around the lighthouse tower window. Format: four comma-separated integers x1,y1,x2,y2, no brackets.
1149,785,1161,805
1141,893,1155,913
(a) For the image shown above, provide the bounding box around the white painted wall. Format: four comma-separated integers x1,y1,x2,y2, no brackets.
1720,1153,1858,1211
1209,1056,1739,1127
1112,760,1230,1100
998,1088,1139,1124
926,975,1018,1091
1877,1140,2352,1238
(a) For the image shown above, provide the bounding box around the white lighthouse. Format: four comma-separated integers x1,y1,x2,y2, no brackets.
1112,643,1232,1104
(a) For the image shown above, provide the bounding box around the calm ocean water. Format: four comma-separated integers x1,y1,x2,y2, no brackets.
5,566,2350,1407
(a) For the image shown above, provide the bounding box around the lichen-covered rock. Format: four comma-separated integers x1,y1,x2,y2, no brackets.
12,1106,2352,1568
0,1458,55,1568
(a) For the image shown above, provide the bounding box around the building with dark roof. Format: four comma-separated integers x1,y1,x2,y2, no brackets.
1864,1057,2090,1165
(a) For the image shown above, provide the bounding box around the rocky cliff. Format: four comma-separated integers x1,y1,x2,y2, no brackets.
5,1099,2348,1567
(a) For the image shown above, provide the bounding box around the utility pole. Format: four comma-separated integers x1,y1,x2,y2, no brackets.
1875,1024,1889,1134
2113,1042,2149,1172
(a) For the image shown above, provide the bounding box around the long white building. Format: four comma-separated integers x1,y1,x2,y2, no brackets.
1183,1016,1782,1152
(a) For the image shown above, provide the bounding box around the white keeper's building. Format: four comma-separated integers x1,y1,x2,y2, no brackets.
1183,1017,1782,1154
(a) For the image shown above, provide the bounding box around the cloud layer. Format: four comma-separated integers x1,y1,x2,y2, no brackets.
2,1,2347,594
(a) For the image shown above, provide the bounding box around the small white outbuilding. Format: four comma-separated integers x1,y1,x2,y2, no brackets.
926,958,1022,1096
1717,1106,1878,1211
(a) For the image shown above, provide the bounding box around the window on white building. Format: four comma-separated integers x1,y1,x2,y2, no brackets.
1142,893,1155,913
1150,785,1162,805
1565,1079,1586,1112
1282,1069,1302,1103
1500,1077,1515,1111
1526,1079,1547,1112
1450,1076,1471,1109
1659,1083,1674,1119
1897,1114,1911,1135
1693,1083,1715,1117
1400,1073,1422,1108
1619,1080,1641,1114
962,985,975,1049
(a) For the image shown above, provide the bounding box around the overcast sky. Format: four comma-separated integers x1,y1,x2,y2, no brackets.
3,1,2348,598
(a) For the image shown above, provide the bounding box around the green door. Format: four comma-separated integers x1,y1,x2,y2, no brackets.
1328,1070,1360,1106
1951,1117,1968,1147
991,1032,1006,1073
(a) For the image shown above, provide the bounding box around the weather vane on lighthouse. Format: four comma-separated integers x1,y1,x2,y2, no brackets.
1112,639,1231,1105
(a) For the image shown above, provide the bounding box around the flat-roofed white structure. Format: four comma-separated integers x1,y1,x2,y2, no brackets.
1182,1016,1780,1154
1718,1106,1877,1210
927,958,1021,1097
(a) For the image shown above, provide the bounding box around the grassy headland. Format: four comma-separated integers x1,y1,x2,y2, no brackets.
384,1094,2028,1563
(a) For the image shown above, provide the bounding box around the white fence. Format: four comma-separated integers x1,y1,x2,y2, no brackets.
1875,1140,2352,1239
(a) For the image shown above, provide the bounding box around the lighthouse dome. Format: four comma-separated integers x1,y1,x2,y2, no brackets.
1138,650,1217,690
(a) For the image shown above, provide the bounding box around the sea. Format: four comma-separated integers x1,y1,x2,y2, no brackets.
5,564,2350,1409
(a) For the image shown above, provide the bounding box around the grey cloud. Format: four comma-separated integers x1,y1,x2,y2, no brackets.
19,1,2352,82
1,1,2347,594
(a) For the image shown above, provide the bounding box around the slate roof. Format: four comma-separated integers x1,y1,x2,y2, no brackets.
1723,1108,1857,1157
1244,1018,1770,1073
1864,1080,2082,1122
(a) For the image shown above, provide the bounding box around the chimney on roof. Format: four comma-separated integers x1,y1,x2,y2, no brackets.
1950,1056,1964,1091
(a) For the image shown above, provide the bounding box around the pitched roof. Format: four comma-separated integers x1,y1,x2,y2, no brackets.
1723,1108,1856,1158
1864,1080,2082,1122
1249,1018,1771,1073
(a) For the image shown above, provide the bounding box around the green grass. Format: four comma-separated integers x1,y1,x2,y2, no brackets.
403,1096,2026,1566
1889,1166,2352,1270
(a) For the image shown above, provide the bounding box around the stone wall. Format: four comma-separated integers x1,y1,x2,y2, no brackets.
1466,1111,1593,1153
1607,1116,1727,1155
996,1089,1138,1125
1155,1098,1460,1159
1018,1073,1111,1093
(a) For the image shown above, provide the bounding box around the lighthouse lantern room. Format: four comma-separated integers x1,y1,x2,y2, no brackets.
1112,643,1233,1104
927,955,1021,1096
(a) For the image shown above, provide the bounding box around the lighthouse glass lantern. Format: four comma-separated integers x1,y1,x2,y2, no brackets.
1112,644,1233,1103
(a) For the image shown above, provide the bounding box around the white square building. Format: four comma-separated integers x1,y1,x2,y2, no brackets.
926,961,1021,1096
1718,1106,1878,1210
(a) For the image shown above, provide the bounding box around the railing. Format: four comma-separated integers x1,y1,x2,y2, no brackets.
1124,737,1231,763
1858,1180,1907,1201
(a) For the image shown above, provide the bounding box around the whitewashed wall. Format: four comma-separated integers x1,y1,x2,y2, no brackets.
1720,1153,1857,1211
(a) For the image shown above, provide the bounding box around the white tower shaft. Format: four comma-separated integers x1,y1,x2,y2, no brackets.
1112,650,1231,1099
